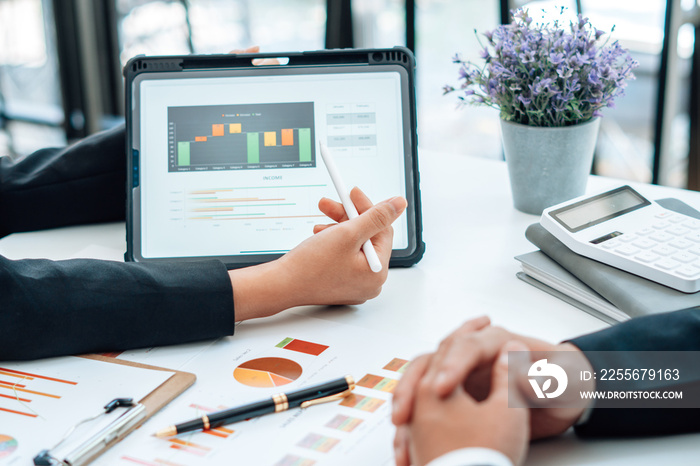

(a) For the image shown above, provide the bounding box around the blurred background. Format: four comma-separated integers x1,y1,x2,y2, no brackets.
1,0,699,188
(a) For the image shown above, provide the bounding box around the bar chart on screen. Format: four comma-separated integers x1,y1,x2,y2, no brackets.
168,102,316,172
180,185,328,225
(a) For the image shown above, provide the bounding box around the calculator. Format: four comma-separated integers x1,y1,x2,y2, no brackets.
540,185,700,293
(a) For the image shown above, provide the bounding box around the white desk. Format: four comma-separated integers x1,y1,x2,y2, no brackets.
2,151,699,465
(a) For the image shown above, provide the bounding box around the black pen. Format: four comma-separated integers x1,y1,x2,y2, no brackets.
154,375,355,438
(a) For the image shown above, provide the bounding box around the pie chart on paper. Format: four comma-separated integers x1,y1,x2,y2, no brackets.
233,357,302,388
0,435,18,460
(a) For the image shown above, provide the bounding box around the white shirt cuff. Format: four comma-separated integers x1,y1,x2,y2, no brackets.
426,447,514,466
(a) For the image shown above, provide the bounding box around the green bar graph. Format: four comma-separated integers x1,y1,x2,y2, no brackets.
247,132,260,163
178,142,190,166
299,128,311,162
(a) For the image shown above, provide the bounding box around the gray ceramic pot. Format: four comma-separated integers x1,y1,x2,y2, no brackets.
500,118,601,215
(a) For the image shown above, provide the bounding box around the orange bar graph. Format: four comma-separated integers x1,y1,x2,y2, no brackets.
0,379,25,388
0,393,31,402
195,136,207,142
212,124,224,136
0,367,76,384
0,406,37,418
229,123,242,133
0,383,61,399
264,131,277,146
0,370,33,380
281,129,294,146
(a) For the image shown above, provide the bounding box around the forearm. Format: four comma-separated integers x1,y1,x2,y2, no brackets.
0,255,234,360
569,308,700,437
0,125,126,238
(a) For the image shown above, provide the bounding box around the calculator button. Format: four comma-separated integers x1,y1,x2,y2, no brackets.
686,233,700,243
667,226,691,237
600,240,621,249
619,235,637,243
653,221,670,230
676,266,700,278
634,252,660,263
636,228,654,236
655,258,681,270
615,246,640,256
670,239,693,249
650,232,673,243
655,211,674,219
632,239,655,249
669,216,686,224
672,252,697,264
652,245,676,256
683,220,700,230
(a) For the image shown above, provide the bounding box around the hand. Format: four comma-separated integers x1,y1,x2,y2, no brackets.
230,188,406,320
394,341,531,466
392,318,591,440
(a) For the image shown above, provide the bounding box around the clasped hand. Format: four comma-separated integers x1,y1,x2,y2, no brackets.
392,317,593,466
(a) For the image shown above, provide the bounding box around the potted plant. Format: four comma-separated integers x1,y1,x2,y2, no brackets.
445,8,638,214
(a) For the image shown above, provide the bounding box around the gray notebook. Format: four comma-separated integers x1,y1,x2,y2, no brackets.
515,251,628,324
522,198,700,319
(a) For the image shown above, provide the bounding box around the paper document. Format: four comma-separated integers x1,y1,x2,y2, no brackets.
0,357,173,465
97,314,432,466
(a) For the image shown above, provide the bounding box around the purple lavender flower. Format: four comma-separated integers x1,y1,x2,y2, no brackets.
445,7,638,126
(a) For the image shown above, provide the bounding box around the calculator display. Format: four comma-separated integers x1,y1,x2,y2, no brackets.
550,186,650,233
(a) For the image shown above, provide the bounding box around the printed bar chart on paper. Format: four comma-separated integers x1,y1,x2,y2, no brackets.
276,338,329,356
325,414,363,433
297,433,340,453
119,401,234,465
274,454,316,466
0,366,77,418
383,358,410,373
2,358,173,466
356,374,398,393
169,102,316,172
339,394,385,413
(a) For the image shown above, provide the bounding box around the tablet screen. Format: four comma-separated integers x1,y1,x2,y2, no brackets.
132,65,415,265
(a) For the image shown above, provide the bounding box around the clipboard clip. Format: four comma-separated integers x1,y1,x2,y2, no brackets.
34,398,145,466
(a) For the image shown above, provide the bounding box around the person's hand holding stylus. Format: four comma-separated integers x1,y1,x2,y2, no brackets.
319,142,383,273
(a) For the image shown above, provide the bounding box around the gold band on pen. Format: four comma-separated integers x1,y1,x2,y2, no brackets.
273,393,289,412
202,414,210,430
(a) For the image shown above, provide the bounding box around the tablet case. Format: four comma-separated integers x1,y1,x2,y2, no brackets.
123,47,425,269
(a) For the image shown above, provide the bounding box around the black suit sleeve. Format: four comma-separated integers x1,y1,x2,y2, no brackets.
0,124,126,238
0,255,235,361
569,308,700,437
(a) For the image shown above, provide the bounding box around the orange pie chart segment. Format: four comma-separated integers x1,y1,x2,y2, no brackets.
233,357,302,388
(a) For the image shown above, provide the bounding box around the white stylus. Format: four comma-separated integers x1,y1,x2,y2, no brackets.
319,142,383,273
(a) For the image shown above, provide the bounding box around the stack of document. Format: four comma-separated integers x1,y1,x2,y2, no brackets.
516,198,700,324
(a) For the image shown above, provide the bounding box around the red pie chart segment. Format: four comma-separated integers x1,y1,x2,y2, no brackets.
233,357,302,388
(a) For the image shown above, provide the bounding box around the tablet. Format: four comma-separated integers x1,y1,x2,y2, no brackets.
125,48,424,268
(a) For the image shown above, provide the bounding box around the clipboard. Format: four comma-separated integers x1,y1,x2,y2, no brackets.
79,355,196,422
39,355,196,466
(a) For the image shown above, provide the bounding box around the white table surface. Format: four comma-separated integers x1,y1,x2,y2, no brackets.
2,150,699,465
